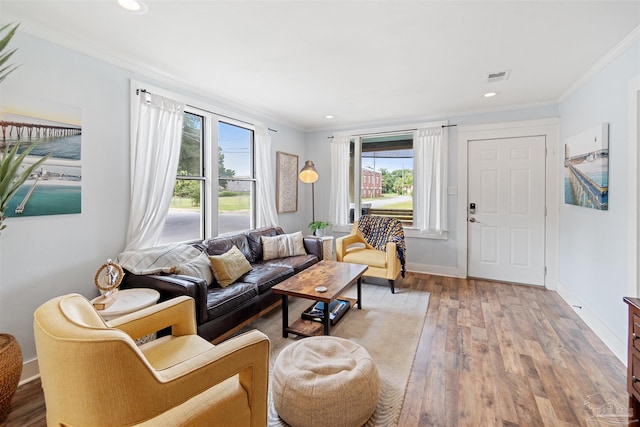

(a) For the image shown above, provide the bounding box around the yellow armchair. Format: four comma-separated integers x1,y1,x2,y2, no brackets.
336,221,402,293
34,294,269,427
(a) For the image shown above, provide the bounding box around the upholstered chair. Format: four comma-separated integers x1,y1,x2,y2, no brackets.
34,293,269,427
336,219,403,293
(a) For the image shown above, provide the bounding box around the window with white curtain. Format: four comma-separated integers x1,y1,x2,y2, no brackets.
330,121,448,238
158,108,256,243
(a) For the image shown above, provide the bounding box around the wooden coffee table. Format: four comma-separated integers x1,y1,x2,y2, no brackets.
272,260,368,338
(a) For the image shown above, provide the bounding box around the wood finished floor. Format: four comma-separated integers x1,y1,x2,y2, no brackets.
1,273,629,426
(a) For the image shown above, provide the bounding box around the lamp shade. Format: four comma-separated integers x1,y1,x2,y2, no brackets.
299,160,319,184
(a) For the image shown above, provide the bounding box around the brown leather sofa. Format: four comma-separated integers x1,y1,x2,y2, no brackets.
121,226,323,342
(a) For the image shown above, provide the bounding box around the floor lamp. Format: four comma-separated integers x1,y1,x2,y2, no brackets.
299,160,318,222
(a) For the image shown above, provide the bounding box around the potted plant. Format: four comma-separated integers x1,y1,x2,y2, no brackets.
0,22,49,235
308,220,330,237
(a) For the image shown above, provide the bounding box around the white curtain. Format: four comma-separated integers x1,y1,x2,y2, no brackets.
414,126,448,234
255,125,279,227
329,135,351,227
124,92,185,251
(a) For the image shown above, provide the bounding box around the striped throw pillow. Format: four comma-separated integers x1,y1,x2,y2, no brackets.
261,231,307,261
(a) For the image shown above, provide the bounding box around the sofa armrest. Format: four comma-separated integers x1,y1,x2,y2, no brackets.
303,236,323,260
121,273,208,325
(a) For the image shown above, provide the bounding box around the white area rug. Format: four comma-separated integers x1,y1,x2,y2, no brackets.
240,282,430,427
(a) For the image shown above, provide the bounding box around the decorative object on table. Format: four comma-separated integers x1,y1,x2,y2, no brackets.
308,220,329,237
93,259,124,310
276,151,298,213
563,123,609,210
299,159,319,221
0,333,22,422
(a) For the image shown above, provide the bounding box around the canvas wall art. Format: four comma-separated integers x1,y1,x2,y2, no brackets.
276,151,298,213
563,123,609,210
0,106,82,217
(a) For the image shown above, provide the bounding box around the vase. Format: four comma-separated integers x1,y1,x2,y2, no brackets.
0,334,22,422
314,228,325,237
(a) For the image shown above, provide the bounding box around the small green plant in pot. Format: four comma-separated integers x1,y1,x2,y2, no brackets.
308,220,330,237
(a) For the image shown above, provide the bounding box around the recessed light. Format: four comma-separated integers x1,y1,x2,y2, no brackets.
325,115,334,119
483,92,498,98
118,0,148,14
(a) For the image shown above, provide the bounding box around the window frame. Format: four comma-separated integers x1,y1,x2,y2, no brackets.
334,120,448,240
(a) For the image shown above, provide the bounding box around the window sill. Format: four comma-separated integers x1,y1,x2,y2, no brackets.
332,225,448,240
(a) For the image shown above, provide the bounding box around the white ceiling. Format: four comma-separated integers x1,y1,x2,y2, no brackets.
2,1,639,131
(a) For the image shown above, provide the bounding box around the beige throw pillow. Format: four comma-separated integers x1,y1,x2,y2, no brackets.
209,245,252,287
261,231,307,261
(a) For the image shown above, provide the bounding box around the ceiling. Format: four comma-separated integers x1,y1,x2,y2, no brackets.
1,1,639,131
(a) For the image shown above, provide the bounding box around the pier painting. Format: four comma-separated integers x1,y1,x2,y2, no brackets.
0,109,81,217
564,123,609,210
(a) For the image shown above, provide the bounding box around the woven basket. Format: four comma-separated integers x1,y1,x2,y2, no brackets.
0,334,22,422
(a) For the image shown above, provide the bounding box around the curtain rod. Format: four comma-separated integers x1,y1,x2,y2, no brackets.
326,124,456,139
136,89,277,133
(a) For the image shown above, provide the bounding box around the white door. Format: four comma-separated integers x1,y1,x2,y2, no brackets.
467,136,546,286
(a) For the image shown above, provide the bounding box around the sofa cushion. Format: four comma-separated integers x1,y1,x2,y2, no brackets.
261,231,307,261
203,233,253,262
206,282,259,320
209,246,253,287
246,226,283,262
265,254,319,274
240,264,294,294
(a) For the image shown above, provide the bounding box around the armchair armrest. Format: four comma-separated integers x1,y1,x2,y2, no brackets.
121,272,208,324
107,296,197,340
157,330,270,427
384,241,401,279
336,234,367,261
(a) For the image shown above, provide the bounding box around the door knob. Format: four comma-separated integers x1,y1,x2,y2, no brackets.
469,218,476,223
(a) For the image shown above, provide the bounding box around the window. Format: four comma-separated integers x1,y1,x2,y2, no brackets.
217,122,255,235
159,110,255,243
349,134,414,226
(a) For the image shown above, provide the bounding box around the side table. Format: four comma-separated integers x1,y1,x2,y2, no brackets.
92,288,160,344
318,236,335,260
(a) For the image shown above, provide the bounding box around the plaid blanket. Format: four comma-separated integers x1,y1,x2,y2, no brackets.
117,243,201,275
357,215,406,277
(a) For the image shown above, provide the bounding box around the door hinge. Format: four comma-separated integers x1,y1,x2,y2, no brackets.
544,266,547,276
545,206,547,216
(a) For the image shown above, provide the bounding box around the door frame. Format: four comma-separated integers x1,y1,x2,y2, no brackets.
628,74,640,297
456,118,560,289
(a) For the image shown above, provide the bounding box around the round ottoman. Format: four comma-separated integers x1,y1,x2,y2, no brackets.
272,336,379,427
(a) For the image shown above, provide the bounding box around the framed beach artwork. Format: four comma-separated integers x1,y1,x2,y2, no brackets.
0,103,82,218
276,151,298,213
563,123,609,210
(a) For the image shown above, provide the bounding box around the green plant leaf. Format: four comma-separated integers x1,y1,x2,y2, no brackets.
0,142,50,213
0,23,19,53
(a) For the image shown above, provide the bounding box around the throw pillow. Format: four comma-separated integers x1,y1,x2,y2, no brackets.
174,252,214,284
261,231,307,261
209,245,253,287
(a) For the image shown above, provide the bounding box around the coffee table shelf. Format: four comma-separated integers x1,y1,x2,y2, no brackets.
287,297,356,337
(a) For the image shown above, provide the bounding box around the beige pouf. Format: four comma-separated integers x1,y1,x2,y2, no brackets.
272,336,380,427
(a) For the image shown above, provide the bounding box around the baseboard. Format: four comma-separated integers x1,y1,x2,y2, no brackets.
19,357,40,386
406,263,462,278
556,280,627,364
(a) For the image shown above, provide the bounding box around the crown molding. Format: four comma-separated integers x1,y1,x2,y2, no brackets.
559,25,640,102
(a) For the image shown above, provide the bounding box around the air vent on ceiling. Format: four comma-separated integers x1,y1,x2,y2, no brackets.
486,70,510,83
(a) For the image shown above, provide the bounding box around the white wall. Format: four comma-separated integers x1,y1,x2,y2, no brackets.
557,40,640,361
0,31,307,376
305,104,559,276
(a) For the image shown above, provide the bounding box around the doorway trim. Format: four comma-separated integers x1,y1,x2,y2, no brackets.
628,74,640,297
456,118,560,289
